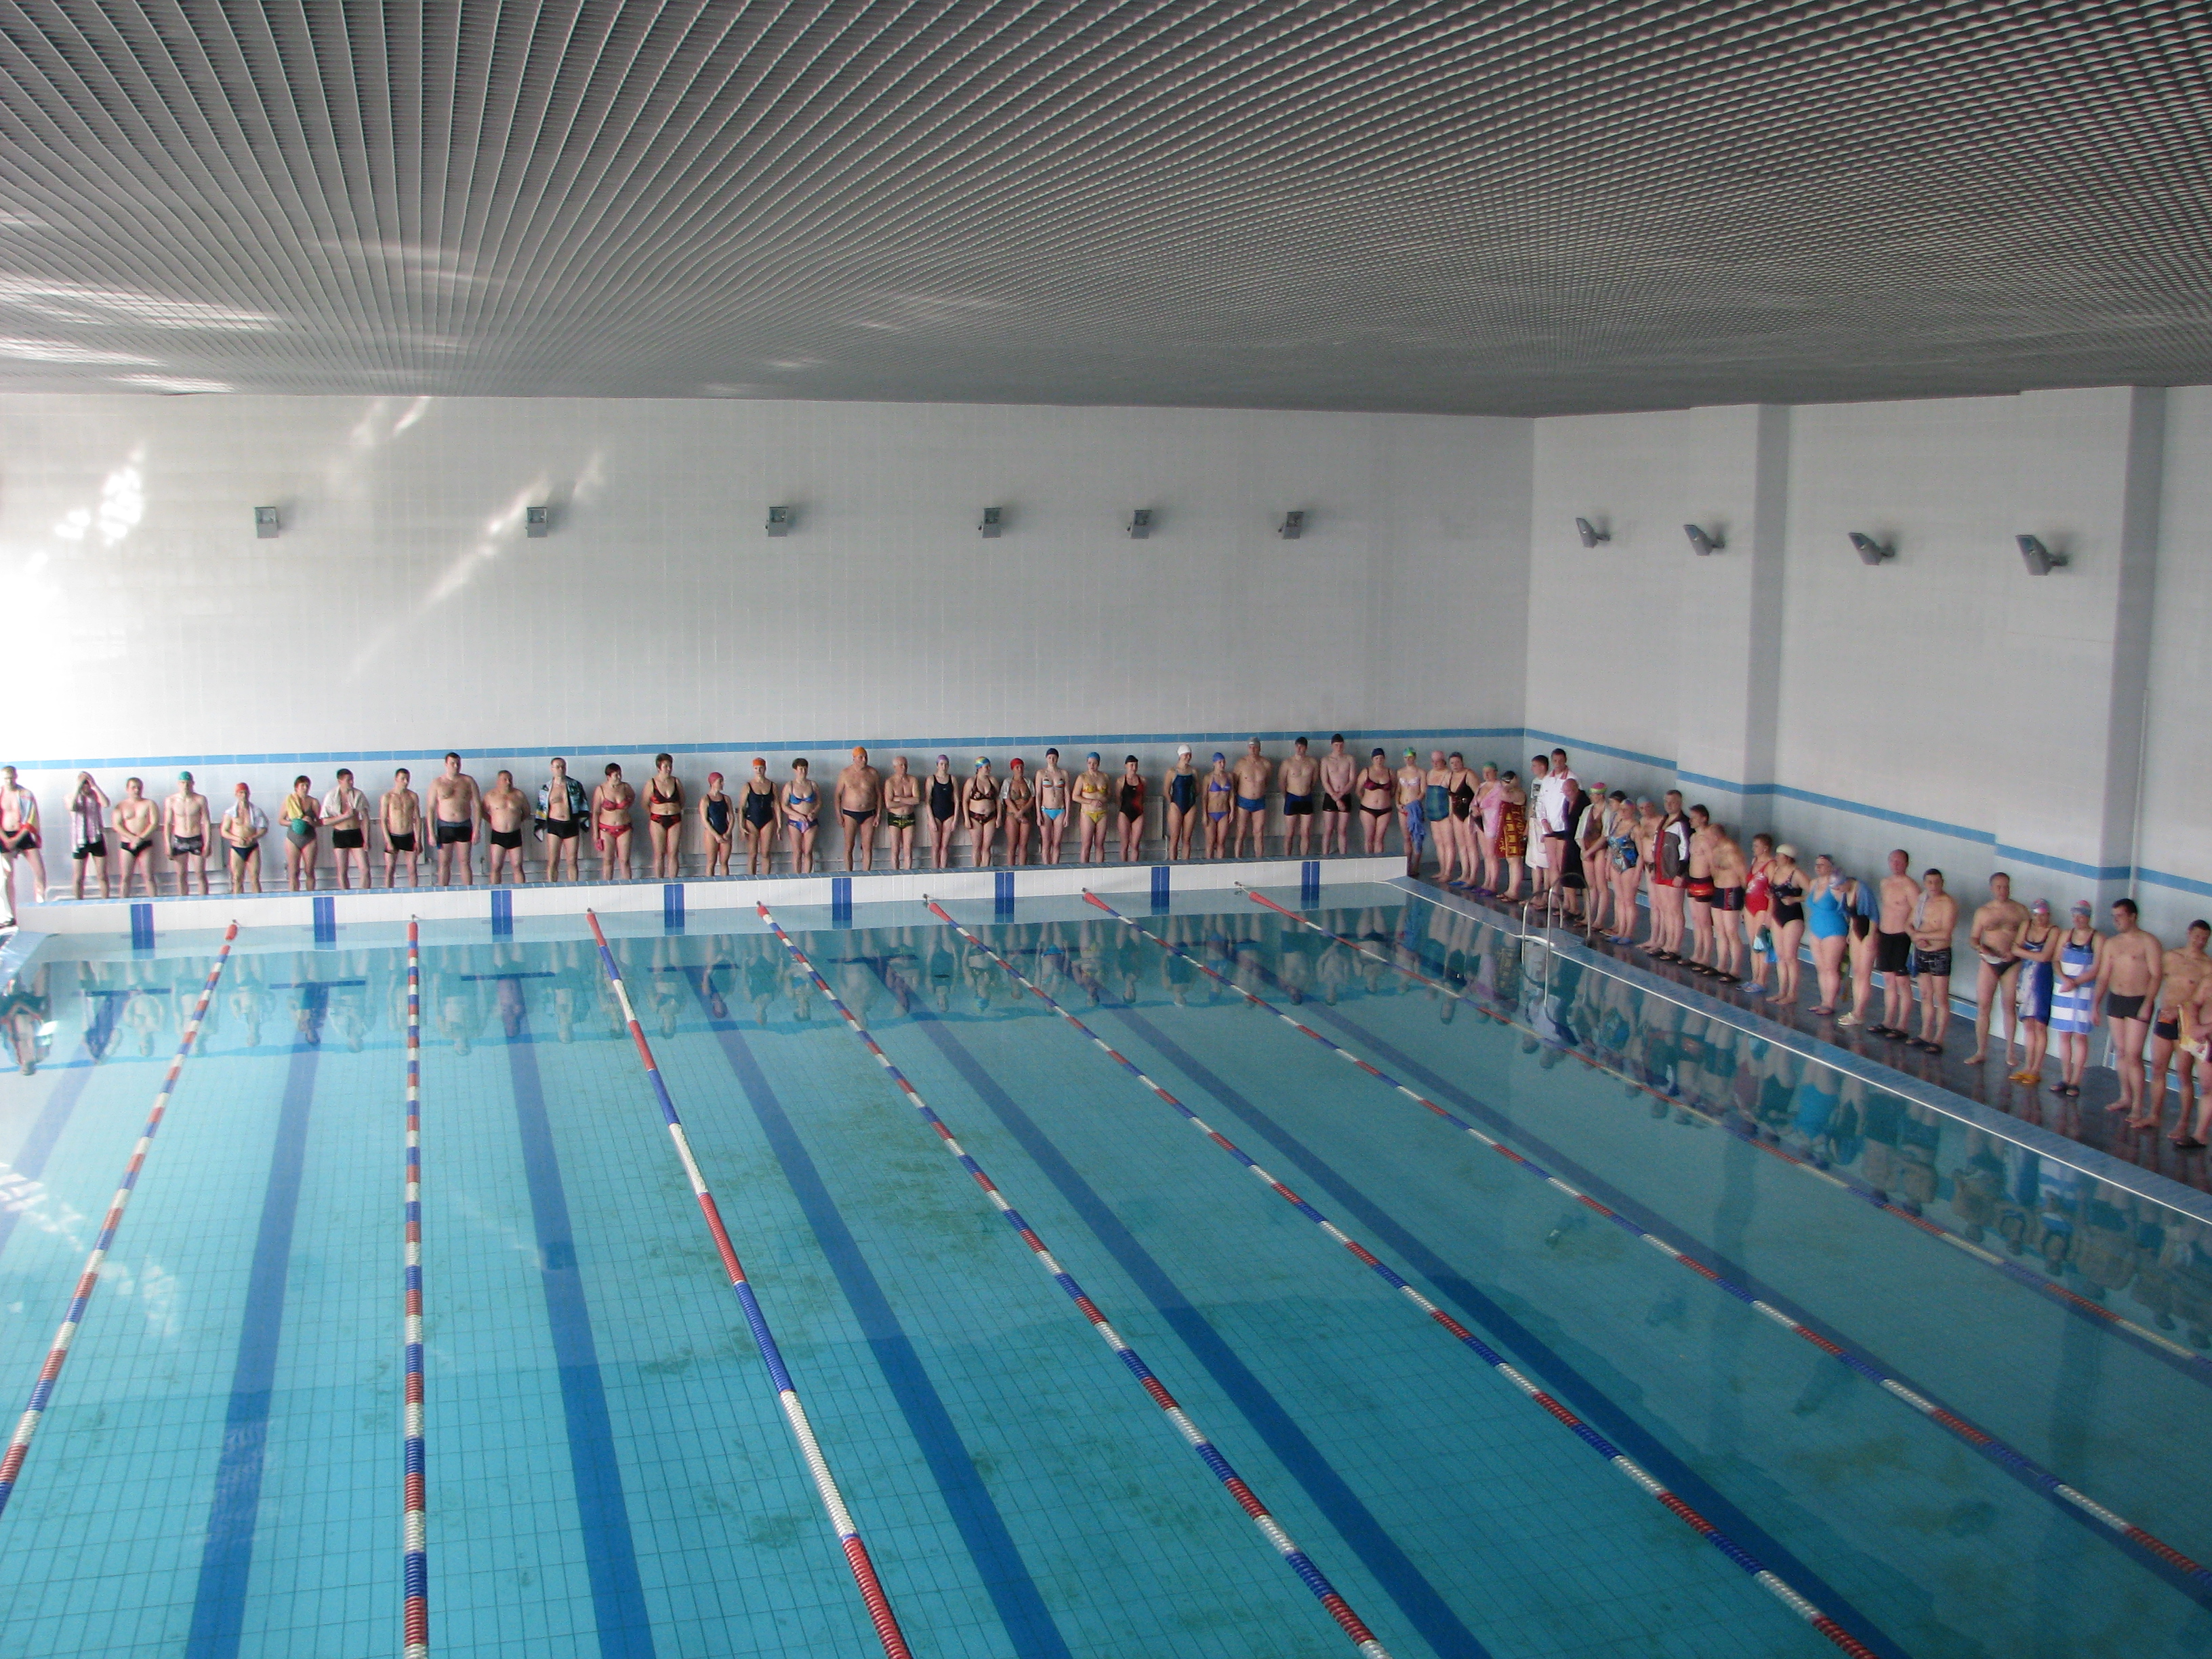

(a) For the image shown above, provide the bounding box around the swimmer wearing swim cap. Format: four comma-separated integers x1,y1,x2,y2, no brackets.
964,755,1003,868
1166,743,1202,860
836,747,883,874
1036,747,1071,864
1002,756,1036,865
1074,750,1113,863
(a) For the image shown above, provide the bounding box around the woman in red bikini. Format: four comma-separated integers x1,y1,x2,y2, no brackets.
644,754,684,880
593,763,635,881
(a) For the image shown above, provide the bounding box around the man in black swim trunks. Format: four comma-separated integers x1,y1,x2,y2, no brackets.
836,747,882,873
1280,737,1319,857
323,768,371,890
2097,897,2162,1122
1319,735,1356,857
1873,849,1918,1040
1908,867,1959,1053
482,771,530,885
164,771,213,897
382,768,423,888
538,757,587,883
429,752,480,887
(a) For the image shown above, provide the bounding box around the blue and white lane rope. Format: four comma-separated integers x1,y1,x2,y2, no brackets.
1226,886,2212,1594
1265,882,2212,1380
402,921,428,1658
939,896,1878,1659
0,920,239,1516
757,901,1394,1659
582,912,914,1659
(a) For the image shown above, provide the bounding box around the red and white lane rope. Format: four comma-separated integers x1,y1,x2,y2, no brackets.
402,921,428,1658
758,901,1394,1659
0,920,239,1517
1253,882,2212,1378
1218,886,2212,1595
939,897,1877,1658
583,912,913,1659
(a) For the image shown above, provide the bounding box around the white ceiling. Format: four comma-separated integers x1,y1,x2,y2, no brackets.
0,0,2206,414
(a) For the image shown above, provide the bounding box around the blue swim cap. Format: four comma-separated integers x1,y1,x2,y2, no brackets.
1212,752,1226,763
1087,752,1101,762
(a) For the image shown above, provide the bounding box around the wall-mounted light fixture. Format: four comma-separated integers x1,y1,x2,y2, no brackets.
2017,534,2067,575
979,506,1003,539
1126,508,1153,539
1278,511,1305,540
525,505,552,539
1574,516,1610,548
1683,523,1723,556
1848,531,1893,565
254,506,281,539
766,504,794,537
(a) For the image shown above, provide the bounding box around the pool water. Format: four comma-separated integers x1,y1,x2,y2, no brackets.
1,884,2207,1659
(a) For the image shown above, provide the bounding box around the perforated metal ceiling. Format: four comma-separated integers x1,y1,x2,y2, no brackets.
0,0,2205,414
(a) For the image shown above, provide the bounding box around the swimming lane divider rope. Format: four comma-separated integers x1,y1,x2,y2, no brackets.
758,899,1395,1659
402,921,428,1659
1225,886,2212,1597
0,920,239,1518
581,911,913,1659
939,894,1877,1659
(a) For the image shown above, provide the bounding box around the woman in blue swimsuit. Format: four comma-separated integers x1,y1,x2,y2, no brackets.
2009,899,2058,1086
1203,753,1235,859
1804,854,1849,1015
781,758,820,874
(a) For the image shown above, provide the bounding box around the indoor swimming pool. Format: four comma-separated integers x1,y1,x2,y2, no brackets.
1,884,2207,1659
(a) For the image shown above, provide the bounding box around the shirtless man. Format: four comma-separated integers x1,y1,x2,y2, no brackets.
1232,739,1272,859
323,769,371,890
837,747,882,873
1683,805,1717,972
1645,790,1689,960
164,772,213,896
1279,738,1319,857
1036,749,1071,866
1872,850,1919,1041
883,756,921,871
1396,750,1429,877
482,771,529,885
1706,818,1749,983
1908,869,1960,1052
112,777,159,898
0,766,45,906
429,753,481,887
1072,753,1111,863
381,768,423,888
2146,920,2212,1132
1967,872,2030,1065
538,757,588,884
1319,734,1357,857
2095,897,2163,1124
2173,951,2212,1149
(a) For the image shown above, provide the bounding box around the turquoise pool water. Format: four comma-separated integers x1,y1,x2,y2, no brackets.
1,884,2207,1658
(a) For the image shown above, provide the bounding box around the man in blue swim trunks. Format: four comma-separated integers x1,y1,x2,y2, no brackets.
1232,739,1271,859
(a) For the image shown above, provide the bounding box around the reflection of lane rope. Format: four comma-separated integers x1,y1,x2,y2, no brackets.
1250,884,2212,1379
0,920,239,1517
582,912,914,1659
401,922,428,1659
1227,887,2212,1599
938,896,1877,1659
760,901,1394,1659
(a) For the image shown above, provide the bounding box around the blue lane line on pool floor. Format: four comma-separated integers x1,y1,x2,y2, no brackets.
1096,987,1907,1659
693,994,1073,1659
185,986,325,1659
899,995,1493,1659
503,998,659,1659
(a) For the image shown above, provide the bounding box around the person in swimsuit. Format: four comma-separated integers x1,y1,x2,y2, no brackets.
1865,848,1919,1040
1603,792,1640,941
699,772,735,878
1202,753,1236,859
222,781,268,895
1232,740,1271,859
1074,753,1112,864
1967,872,2030,1067
739,758,778,876
1356,750,1393,857
2048,901,2102,1096
428,754,481,888
2146,919,2211,1133
1002,759,1035,865
1421,752,1456,884
925,755,959,868
2008,899,2059,1086
1117,755,1147,862
537,757,590,884
594,762,636,881
1319,735,1357,858
2095,897,2163,1122
322,769,370,890
1396,751,1428,877
111,776,159,899
963,758,1002,867
1803,854,1851,1014
1737,834,1774,992
1441,754,1478,890
1036,749,1071,866
1906,869,1960,1053
836,747,882,873
1164,744,1200,861
644,754,685,880
68,773,111,900
883,756,922,870
279,774,322,892
0,766,45,908
1281,737,1319,858
380,768,422,888
483,771,530,884
781,760,819,874
1763,845,1807,1006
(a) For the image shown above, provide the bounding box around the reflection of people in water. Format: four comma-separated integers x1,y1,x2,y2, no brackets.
434,970,483,1057
226,963,266,1050
292,979,332,1047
